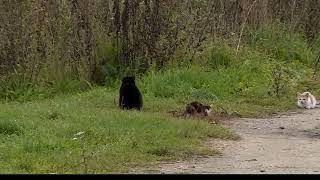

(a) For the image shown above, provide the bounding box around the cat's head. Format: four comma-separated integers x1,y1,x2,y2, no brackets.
122,76,136,85
297,92,310,104
204,104,213,115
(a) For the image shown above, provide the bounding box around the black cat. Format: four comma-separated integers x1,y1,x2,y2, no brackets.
119,76,143,110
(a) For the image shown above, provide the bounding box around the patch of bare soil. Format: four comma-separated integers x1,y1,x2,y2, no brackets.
168,110,234,125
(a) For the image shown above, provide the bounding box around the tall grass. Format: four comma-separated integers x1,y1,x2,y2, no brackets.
1,24,317,116
248,23,316,64
138,24,317,117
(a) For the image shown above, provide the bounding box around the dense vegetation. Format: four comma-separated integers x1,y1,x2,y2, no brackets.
0,0,319,101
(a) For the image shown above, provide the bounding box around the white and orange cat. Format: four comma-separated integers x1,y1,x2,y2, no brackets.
296,92,319,109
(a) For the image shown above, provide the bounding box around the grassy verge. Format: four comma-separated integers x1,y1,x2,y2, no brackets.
0,88,238,173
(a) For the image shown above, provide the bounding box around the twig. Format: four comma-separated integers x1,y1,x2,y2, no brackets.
236,0,258,54
289,0,297,31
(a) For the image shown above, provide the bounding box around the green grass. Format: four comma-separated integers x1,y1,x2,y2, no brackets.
0,88,238,173
139,64,303,118
0,118,24,136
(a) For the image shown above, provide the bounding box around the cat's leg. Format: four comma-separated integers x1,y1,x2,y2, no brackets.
297,102,304,108
305,106,311,109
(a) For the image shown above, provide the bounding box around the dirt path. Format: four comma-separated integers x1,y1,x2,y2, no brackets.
158,109,320,174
